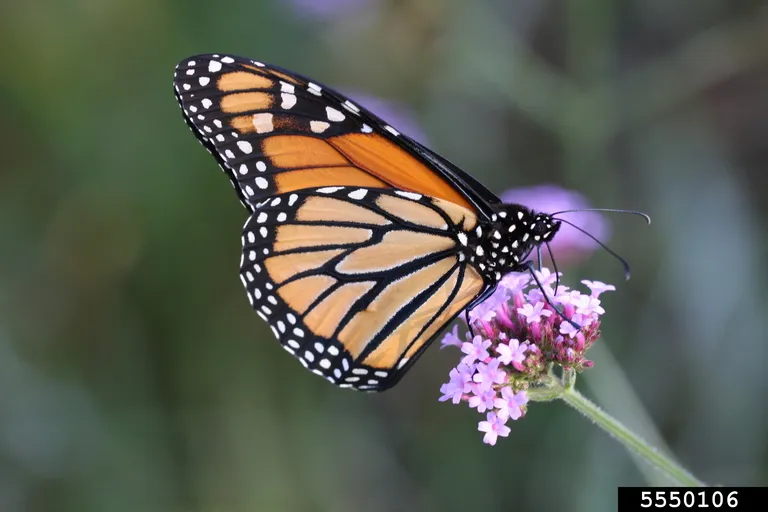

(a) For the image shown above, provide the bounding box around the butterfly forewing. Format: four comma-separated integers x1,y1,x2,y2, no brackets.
241,186,484,390
174,54,490,214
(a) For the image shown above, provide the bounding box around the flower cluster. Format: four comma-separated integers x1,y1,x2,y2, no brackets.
439,269,615,445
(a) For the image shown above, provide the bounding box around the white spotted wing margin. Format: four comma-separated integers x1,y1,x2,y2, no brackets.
240,186,486,391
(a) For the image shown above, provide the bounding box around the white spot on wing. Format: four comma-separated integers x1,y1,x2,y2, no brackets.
252,113,274,134
343,101,360,113
317,186,344,193
237,141,253,154
348,189,367,200
281,93,297,109
395,191,422,200
198,76,210,86
208,60,222,73
326,107,345,122
310,120,330,133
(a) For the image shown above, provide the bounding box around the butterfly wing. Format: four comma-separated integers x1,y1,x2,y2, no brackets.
173,54,499,217
241,186,485,391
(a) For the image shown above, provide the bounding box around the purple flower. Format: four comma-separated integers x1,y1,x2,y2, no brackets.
494,387,528,421
574,295,605,317
533,268,559,287
472,359,507,391
555,289,581,305
559,314,584,338
461,335,492,365
478,412,511,446
438,363,475,404
467,287,507,323
500,185,610,263
468,386,498,413
517,302,553,324
581,280,616,297
438,267,614,445
499,272,531,295
286,0,381,21
496,338,528,367
440,324,464,350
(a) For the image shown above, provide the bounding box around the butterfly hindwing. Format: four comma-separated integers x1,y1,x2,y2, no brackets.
174,54,494,216
241,186,485,390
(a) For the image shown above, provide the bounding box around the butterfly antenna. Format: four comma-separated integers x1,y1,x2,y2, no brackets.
552,217,633,281
546,241,561,294
523,261,579,330
552,208,651,225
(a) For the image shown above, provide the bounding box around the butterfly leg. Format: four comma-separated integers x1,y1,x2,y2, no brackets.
522,261,580,330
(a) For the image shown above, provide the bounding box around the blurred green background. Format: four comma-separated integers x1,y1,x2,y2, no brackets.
2,0,767,510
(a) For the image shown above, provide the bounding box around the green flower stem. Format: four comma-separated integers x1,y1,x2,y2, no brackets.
528,374,705,487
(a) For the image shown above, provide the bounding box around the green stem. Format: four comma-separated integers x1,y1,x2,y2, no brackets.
559,386,705,487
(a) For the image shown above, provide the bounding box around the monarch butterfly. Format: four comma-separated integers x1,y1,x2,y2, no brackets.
173,54,562,391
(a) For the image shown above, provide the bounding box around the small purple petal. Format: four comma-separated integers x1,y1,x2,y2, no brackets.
581,280,616,297
460,335,492,365
472,359,507,391
559,314,585,338
467,286,507,324
499,272,531,295
468,386,498,413
574,295,605,317
440,324,464,350
533,268,560,287
496,338,528,366
494,387,528,421
438,362,475,404
517,302,553,324
477,412,511,446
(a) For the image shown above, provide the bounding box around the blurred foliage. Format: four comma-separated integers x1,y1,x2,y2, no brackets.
1,0,767,511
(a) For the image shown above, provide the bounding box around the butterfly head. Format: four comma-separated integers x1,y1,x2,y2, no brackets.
530,212,561,244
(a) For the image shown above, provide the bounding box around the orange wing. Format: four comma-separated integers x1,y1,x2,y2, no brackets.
240,186,484,391
173,54,477,211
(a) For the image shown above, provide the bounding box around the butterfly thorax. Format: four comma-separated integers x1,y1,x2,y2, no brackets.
461,204,561,284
